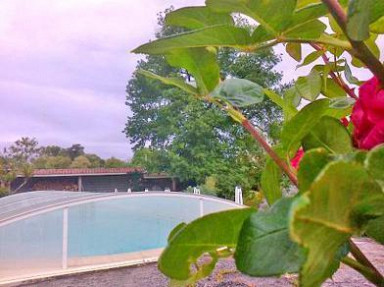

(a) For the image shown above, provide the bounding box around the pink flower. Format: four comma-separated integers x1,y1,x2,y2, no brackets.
351,76,384,150
291,148,304,169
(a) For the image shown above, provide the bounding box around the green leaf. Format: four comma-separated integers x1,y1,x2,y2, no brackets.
138,70,198,95
281,99,329,153
297,50,323,68
328,97,355,109
347,0,373,41
290,161,384,287
158,208,255,280
365,216,384,244
286,43,302,61
370,16,384,34
211,78,264,107
264,89,298,121
235,198,306,276
168,222,187,242
295,70,322,101
132,25,251,54
344,61,360,84
302,116,353,154
206,0,296,35
321,78,347,98
165,6,233,30
284,19,327,41
297,148,331,194
365,144,384,182
260,157,282,206
166,48,220,94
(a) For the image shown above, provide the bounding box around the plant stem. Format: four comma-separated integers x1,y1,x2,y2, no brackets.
310,43,358,99
349,240,383,278
241,119,298,186
341,257,384,286
321,0,384,84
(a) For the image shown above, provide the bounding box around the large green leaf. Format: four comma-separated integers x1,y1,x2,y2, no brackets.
290,161,384,287
165,6,233,30
297,148,331,194
158,208,254,280
211,78,264,107
206,0,296,35
166,48,220,94
235,198,306,276
132,25,251,55
138,70,198,95
365,144,384,182
302,116,353,154
347,0,374,41
284,19,326,41
281,99,329,153
260,157,282,206
321,78,347,98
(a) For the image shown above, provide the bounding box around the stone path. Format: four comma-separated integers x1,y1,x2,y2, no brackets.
10,238,383,287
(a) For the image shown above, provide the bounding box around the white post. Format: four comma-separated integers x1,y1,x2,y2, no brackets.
62,208,68,269
78,176,82,192
235,186,243,205
193,187,200,195
199,198,204,217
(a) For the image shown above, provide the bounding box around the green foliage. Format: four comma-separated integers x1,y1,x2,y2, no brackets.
302,116,353,154
281,99,329,154
70,155,92,168
105,157,127,168
133,2,384,286
211,78,264,107
290,161,383,287
236,198,305,276
158,208,254,281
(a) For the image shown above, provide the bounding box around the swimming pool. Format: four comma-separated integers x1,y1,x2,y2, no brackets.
0,191,242,283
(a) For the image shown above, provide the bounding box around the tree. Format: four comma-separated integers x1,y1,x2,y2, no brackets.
66,144,85,160
105,157,127,168
85,154,105,168
8,137,41,163
130,148,172,173
70,155,92,168
125,8,283,198
34,156,72,169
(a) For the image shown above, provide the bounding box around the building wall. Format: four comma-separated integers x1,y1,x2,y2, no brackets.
11,174,179,193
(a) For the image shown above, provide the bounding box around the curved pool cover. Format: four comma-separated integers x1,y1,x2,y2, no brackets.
0,191,241,283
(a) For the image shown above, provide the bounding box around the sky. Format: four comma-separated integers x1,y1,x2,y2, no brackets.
0,0,382,160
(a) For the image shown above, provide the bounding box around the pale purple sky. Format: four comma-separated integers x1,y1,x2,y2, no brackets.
0,0,382,160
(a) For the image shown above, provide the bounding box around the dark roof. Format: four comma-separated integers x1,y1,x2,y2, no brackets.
18,167,145,177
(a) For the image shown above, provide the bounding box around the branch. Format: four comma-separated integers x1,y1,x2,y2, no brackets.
341,257,384,286
310,43,358,99
241,119,298,186
321,0,384,84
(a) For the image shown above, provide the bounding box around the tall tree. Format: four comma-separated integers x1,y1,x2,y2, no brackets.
125,9,283,198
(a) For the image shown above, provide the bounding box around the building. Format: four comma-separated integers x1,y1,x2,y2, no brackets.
11,168,179,193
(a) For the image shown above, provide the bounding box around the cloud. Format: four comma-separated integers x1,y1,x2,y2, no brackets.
0,0,204,159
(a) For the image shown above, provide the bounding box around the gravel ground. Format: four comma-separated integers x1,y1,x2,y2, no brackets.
10,238,383,287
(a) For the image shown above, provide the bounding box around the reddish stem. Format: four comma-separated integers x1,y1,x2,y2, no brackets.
241,119,298,186
311,43,358,99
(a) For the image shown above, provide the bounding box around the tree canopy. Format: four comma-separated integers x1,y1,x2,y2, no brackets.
125,8,285,198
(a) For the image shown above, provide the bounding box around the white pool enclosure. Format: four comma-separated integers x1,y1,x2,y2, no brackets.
0,191,242,284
